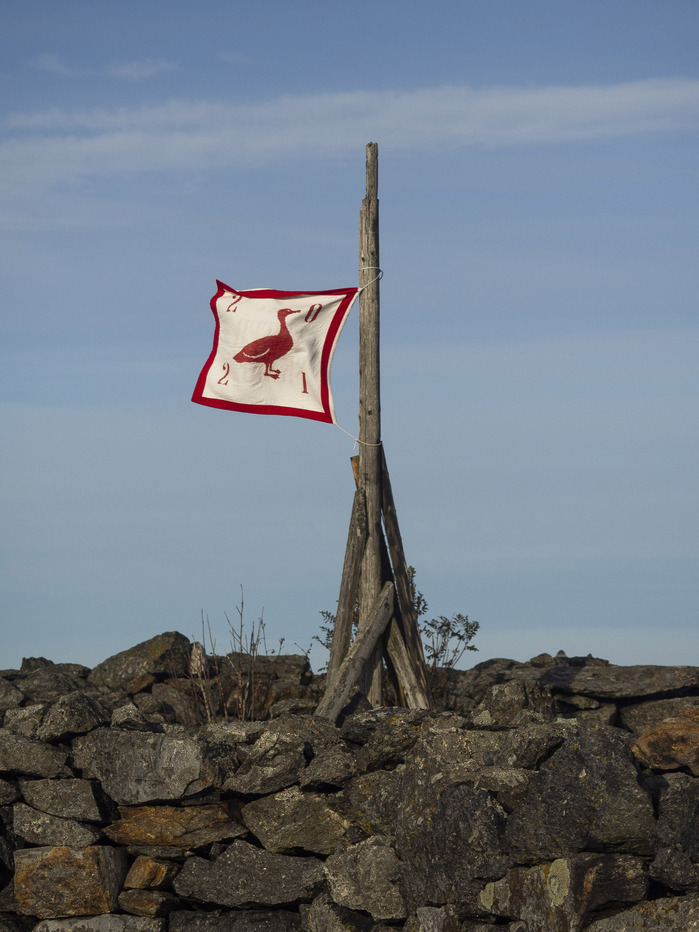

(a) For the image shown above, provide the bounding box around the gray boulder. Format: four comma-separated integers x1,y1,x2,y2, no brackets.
0,730,69,778
481,854,647,931
324,835,407,920
88,632,191,691
72,728,237,805
584,893,699,930
505,723,656,862
173,838,323,907
12,803,102,847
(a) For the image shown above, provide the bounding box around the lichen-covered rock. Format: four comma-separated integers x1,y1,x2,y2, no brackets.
649,770,699,890
324,835,407,920
117,888,181,917
36,693,112,743
224,716,340,795
172,839,323,908
242,785,351,854
14,845,128,918
619,696,699,734
2,703,48,737
480,854,647,932
72,728,237,805
470,680,557,730
18,777,111,822
104,803,245,849
584,893,699,930
395,778,511,910
505,723,656,862
169,910,303,930
0,678,24,714
123,855,179,890
0,730,69,778
88,633,191,691
631,707,699,775
12,804,102,847
32,919,164,932
307,892,374,931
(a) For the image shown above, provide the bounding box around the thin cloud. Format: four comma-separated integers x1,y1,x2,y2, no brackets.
28,53,177,81
3,78,699,195
106,59,178,80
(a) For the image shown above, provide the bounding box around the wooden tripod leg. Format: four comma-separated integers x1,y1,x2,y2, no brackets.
325,487,367,693
381,450,432,708
316,581,395,722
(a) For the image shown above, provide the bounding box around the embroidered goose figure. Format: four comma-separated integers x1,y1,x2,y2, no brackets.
233,309,299,379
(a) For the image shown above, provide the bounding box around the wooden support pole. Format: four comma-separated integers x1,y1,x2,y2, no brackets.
315,581,395,722
381,451,432,708
325,488,367,692
358,141,383,705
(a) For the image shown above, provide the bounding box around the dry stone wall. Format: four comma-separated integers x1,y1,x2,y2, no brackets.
1,632,699,931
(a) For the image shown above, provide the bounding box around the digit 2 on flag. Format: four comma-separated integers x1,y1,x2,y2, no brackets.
192,281,359,424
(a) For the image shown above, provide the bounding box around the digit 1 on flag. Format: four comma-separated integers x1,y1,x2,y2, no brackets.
301,372,309,394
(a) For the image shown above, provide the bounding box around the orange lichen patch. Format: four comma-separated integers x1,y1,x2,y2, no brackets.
631,706,699,776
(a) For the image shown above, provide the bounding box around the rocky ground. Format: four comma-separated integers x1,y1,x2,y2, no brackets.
1,631,699,931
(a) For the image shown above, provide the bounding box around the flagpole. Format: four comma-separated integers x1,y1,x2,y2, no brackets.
357,142,383,705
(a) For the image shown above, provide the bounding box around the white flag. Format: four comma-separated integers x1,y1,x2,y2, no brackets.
192,281,359,423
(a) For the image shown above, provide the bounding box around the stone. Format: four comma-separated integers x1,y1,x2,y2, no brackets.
172,838,323,908
32,920,164,932
225,716,340,796
149,682,204,726
72,728,236,805
16,669,89,704
104,803,246,849
88,633,191,690
540,663,699,702
328,767,404,839
117,889,180,917
307,892,373,931
298,743,357,789
241,786,351,854
505,723,656,862
18,778,111,822
0,679,24,714
405,906,463,931
0,730,68,778
123,856,180,890
3,704,48,737
14,845,128,918
650,847,699,891
470,680,557,729
584,893,699,930
169,911,303,930
395,778,511,910
481,854,648,932
324,836,407,921
631,706,699,775
619,696,699,734
406,719,578,779
350,710,430,774
654,771,699,860
110,703,152,731
37,693,112,743
0,777,19,806
12,803,102,847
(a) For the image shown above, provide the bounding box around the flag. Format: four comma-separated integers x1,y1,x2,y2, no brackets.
192,281,359,424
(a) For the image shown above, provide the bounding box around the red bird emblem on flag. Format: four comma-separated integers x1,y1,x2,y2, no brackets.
192,282,359,423
233,308,300,379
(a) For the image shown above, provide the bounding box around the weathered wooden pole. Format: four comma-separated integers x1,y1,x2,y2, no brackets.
357,142,383,705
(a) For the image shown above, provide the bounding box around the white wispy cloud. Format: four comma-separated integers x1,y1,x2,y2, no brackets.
3,78,699,195
29,53,177,81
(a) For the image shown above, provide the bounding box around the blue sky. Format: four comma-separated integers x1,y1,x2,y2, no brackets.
2,1,698,673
